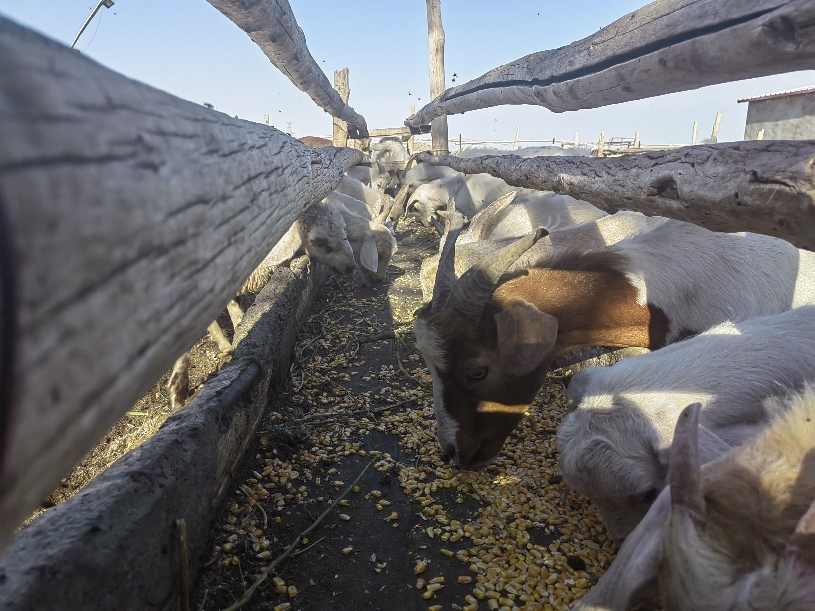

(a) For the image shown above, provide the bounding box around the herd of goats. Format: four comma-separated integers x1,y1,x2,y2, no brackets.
178,135,815,609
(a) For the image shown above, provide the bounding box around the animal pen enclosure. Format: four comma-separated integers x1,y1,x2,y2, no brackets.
0,0,814,609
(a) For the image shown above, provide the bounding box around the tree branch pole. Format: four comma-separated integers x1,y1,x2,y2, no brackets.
0,17,364,546
406,0,815,127
206,0,367,131
415,142,815,250
332,68,350,148
426,0,449,155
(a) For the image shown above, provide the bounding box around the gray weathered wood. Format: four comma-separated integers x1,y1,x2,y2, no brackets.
416,141,815,249
406,0,815,126
363,127,413,138
206,0,367,130
0,17,363,549
0,256,327,611
426,0,449,154
332,68,350,148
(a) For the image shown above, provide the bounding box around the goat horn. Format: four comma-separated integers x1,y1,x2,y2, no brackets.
375,197,394,224
668,403,706,522
431,199,465,312
445,227,548,320
468,191,518,241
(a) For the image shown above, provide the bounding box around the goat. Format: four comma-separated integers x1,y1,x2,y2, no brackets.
345,161,391,192
334,175,395,214
558,306,815,541
414,215,815,470
370,136,409,163
420,209,665,303
324,193,397,284
575,388,815,610
403,162,460,192
408,173,515,228
167,202,356,410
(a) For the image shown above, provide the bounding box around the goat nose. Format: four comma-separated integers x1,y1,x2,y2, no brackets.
440,443,456,461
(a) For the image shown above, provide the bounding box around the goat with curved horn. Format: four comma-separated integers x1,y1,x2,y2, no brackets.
445,227,548,320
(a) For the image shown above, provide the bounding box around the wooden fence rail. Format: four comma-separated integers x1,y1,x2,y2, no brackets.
207,0,367,131
406,0,815,127
0,17,363,549
416,141,815,250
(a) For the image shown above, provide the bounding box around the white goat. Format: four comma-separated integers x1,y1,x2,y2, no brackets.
370,136,409,163
575,387,815,610
558,306,815,541
324,193,397,284
408,173,515,227
414,215,815,471
335,175,394,213
345,162,390,192
420,210,664,303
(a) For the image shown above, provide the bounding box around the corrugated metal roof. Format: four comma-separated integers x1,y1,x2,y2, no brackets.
737,85,815,103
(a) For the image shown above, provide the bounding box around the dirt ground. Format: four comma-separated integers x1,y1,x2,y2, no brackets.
189,218,618,611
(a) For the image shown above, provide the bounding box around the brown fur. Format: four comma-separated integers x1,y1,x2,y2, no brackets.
494,268,668,355
417,265,668,469
298,136,333,148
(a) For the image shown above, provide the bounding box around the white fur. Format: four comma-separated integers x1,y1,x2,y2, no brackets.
558,306,815,540
414,319,458,449
408,173,515,222
602,218,815,341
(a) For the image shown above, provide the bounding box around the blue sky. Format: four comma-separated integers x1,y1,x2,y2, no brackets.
2,0,814,145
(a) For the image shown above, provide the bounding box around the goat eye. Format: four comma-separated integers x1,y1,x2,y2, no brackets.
468,367,489,381
630,487,659,505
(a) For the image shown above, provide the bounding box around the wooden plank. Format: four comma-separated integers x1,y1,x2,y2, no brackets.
0,256,327,610
415,141,815,250
0,17,364,549
206,0,367,130
332,68,350,148
361,127,413,138
426,0,449,154
406,0,815,126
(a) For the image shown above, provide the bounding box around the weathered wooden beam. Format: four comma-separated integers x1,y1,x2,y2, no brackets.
426,0,449,154
206,0,367,130
332,68,350,148
362,127,413,138
406,0,815,126
0,17,363,549
416,141,815,249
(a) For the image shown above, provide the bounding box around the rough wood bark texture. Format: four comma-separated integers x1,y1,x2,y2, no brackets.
332,68,350,148
0,17,363,550
426,0,449,154
406,0,815,126
0,256,327,611
416,141,815,250
207,0,367,130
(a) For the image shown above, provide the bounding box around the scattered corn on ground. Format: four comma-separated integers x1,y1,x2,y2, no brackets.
193,222,616,611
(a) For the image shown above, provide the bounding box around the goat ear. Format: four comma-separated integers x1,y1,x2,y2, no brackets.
360,235,378,273
494,300,558,377
788,499,815,568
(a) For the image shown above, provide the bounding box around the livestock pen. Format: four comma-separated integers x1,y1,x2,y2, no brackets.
1,0,815,610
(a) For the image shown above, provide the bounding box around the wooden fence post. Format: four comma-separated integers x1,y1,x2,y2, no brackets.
407,104,416,155
513,126,520,150
333,68,350,148
0,18,364,547
574,132,579,147
692,121,698,145
633,132,641,149
426,0,449,155
597,131,606,157
710,111,723,143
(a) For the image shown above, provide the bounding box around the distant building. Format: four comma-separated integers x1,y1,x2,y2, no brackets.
738,86,815,140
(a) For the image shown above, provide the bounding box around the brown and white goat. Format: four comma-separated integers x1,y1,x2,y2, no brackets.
414,216,815,469
575,391,815,610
